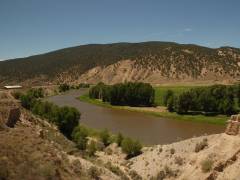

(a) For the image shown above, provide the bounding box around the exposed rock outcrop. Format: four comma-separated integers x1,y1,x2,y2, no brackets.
225,114,240,135
0,92,21,129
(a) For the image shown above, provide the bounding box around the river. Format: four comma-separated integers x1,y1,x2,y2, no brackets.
47,89,225,145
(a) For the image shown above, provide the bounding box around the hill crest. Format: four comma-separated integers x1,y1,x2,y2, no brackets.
0,41,240,85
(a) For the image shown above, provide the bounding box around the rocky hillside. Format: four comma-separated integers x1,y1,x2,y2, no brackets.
0,42,240,85
0,92,119,180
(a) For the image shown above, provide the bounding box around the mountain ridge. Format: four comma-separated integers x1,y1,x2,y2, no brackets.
0,41,240,85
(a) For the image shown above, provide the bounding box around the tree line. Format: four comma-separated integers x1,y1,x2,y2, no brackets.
89,82,155,107
163,85,240,115
59,83,90,92
19,88,80,139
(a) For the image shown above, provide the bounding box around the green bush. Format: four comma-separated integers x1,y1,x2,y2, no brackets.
99,129,110,146
12,91,23,99
195,138,208,152
87,141,97,156
57,106,80,138
72,125,89,150
201,158,213,173
116,132,124,146
121,137,142,159
20,94,36,109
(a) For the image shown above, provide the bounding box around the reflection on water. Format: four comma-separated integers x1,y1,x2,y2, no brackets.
47,89,225,145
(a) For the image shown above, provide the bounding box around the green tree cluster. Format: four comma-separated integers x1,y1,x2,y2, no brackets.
89,82,155,107
19,89,80,139
72,125,89,150
165,85,237,115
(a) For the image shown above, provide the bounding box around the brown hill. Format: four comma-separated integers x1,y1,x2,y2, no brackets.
0,42,240,85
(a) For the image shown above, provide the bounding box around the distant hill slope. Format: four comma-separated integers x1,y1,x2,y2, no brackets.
0,41,240,85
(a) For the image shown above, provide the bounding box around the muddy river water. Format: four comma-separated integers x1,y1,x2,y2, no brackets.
47,89,225,145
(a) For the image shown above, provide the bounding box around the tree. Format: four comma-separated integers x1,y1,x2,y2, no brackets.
121,137,142,159
175,92,193,114
20,94,35,110
167,96,175,112
237,84,240,106
163,90,174,106
72,125,89,150
56,106,80,138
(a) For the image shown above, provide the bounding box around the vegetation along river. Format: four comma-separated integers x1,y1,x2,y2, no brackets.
47,89,225,145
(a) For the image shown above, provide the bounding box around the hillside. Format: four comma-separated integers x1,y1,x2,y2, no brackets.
1,90,240,179
0,42,240,85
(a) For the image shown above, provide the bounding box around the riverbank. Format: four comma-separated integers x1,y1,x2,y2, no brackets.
78,94,227,125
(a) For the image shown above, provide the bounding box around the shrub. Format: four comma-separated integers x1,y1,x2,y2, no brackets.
195,138,208,152
121,137,142,159
164,165,175,177
88,166,100,179
99,129,110,147
129,170,142,180
105,162,128,179
116,132,124,146
72,125,89,150
59,84,70,92
20,94,35,109
12,91,23,99
201,158,213,173
78,83,90,88
28,88,44,98
87,140,97,156
174,156,184,166
170,148,175,155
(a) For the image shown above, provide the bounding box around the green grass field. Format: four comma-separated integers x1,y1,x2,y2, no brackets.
78,93,227,125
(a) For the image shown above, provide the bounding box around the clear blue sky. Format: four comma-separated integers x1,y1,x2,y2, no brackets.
0,0,240,60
